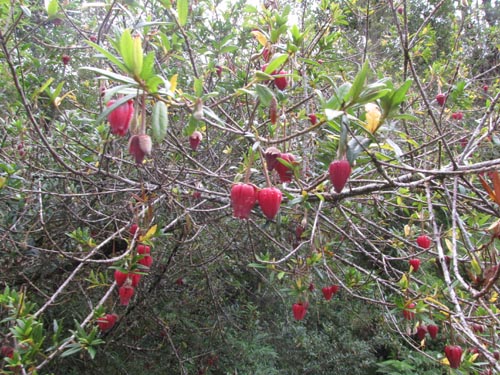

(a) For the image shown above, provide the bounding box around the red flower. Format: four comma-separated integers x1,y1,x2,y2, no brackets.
1,346,14,359
274,71,288,90
427,324,439,339
444,345,463,369
416,235,431,249
139,255,153,268
107,99,134,136
275,153,296,183
119,285,135,306
308,113,317,125
189,131,203,150
130,272,141,287
416,324,427,341
62,54,71,65
322,285,340,301
403,302,416,320
329,160,352,193
129,134,152,164
409,258,421,272
137,244,150,255
230,183,257,219
292,302,308,321
264,147,281,171
97,313,118,332
114,270,128,286
258,187,282,220
129,224,139,236
436,93,447,106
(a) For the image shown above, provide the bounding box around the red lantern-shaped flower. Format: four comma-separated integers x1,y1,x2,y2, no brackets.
119,285,135,306
416,235,431,249
231,183,257,219
107,99,134,136
427,324,439,339
97,313,118,332
292,302,308,321
189,131,203,151
129,134,152,164
258,187,282,220
275,153,296,183
409,258,421,272
274,70,288,90
416,324,427,341
139,255,153,268
403,302,416,320
329,159,352,193
444,345,463,369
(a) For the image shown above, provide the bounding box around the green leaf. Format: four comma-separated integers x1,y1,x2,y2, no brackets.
177,0,188,26
140,51,156,80
391,79,412,107
85,40,128,73
20,5,31,17
255,84,275,107
324,109,343,120
146,75,165,93
182,115,198,137
264,54,288,74
79,67,137,85
193,77,203,97
32,77,54,101
270,24,288,43
44,0,58,18
119,29,135,75
346,136,371,165
151,101,168,142
347,59,370,105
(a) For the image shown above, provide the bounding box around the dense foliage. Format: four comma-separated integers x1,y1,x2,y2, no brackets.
0,0,499,374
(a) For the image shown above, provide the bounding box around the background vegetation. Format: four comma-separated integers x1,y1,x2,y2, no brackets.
0,0,499,374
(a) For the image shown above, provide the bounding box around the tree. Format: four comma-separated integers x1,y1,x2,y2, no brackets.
0,0,499,374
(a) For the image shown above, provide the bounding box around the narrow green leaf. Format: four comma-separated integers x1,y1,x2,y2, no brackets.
177,0,188,26
151,101,168,142
182,115,198,137
390,79,412,107
79,67,137,85
85,40,128,73
119,29,135,74
193,78,203,97
255,84,275,107
347,59,370,105
32,78,54,101
140,51,156,80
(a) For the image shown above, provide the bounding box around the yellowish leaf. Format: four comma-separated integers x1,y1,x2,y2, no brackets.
445,238,453,252
139,224,158,242
490,291,498,303
479,174,497,202
0,177,6,189
169,74,178,93
492,170,500,205
364,103,382,133
251,30,268,47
